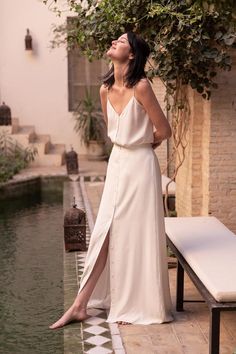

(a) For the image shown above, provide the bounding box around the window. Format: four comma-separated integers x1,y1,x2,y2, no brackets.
67,18,108,111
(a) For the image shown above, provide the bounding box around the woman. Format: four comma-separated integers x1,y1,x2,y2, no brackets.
50,31,173,329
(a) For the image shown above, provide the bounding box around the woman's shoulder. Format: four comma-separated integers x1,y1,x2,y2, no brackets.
134,78,153,102
100,84,108,97
135,78,152,94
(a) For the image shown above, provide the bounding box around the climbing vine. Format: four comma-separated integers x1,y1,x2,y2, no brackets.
43,0,236,214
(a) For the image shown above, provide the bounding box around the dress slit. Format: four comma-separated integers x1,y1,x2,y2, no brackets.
78,225,111,295
77,207,117,310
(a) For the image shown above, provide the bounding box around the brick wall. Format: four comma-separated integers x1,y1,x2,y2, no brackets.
175,87,194,216
176,52,236,233
151,78,169,173
209,55,236,231
201,97,211,215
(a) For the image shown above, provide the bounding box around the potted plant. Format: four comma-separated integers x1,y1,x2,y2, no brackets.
73,89,107,160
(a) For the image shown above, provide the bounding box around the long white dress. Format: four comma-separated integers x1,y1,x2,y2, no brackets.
78,92,173,324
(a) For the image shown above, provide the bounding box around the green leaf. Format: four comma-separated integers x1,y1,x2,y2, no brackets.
223,35,235,46
215,31,223,40
203,48,219,59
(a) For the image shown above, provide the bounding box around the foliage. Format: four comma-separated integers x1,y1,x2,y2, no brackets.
0,131,38,183
43,0,236,215
73,89,106,147
44,0,236,99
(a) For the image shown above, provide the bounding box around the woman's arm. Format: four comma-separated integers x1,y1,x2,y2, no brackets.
135,79,172,144
99,84,108,125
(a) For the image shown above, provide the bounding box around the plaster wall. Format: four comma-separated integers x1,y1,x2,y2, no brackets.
0,0,85,153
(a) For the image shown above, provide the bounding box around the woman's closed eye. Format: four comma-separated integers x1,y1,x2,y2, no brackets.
113,40,125,45
117,37,128,44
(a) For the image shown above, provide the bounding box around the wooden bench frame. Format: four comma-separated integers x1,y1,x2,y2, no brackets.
166,235,236,354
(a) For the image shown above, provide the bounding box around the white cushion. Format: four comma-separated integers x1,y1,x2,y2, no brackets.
165,216,236,302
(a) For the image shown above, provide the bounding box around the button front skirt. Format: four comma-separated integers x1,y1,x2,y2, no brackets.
78,143,173,324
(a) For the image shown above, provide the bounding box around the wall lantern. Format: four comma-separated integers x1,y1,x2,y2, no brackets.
64,197,87,252
25,28,33,50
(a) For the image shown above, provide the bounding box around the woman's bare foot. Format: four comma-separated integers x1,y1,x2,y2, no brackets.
116,321,132,325
49,304,90,330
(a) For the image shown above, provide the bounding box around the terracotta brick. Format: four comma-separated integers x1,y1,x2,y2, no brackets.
152,78,169,173
175,52,236,232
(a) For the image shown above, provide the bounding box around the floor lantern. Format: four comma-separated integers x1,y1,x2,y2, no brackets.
64,197,87,252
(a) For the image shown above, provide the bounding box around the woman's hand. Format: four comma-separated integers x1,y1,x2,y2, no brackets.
152,131,163,149
152,141,162,149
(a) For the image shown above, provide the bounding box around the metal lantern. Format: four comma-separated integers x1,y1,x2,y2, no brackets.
0,102,12,125
64,198,86,252
25,28,33,50
65,147,79,174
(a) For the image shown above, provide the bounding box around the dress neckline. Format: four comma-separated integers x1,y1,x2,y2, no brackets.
107,96,143,118
107,96,134,117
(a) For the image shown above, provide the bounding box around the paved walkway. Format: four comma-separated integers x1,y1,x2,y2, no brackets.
13,155,107,179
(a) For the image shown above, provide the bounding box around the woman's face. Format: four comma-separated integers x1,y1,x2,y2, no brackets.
106,33,133,62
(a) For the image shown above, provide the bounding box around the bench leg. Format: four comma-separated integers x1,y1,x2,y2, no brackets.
209,308,220,354
176,260,184,311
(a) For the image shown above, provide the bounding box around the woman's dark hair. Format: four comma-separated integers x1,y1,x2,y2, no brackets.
102,31,150,88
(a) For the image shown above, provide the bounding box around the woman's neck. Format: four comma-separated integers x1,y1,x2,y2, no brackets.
113,62,128,88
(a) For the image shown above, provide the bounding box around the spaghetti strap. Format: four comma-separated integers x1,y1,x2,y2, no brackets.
106,86,111,103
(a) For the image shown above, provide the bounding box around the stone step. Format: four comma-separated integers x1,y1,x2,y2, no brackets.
30,154,64,166
32,134,51,154
16,125,35,134
11,125,36,147
48,143,65,155
0,125,12,135
1,118,66,167
0,118,20,135
30,143,66,167
48,144,66,165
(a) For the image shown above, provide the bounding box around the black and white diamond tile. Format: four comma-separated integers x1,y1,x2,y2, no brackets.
84,324,108,336
76,253,113,354
83,175,106,182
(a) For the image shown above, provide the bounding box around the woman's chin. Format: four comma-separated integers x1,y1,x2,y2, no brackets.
106,49,113,58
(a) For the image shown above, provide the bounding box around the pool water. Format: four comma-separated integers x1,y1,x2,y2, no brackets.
0,192,64,354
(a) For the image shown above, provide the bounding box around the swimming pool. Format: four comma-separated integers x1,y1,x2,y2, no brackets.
0,191,64,354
